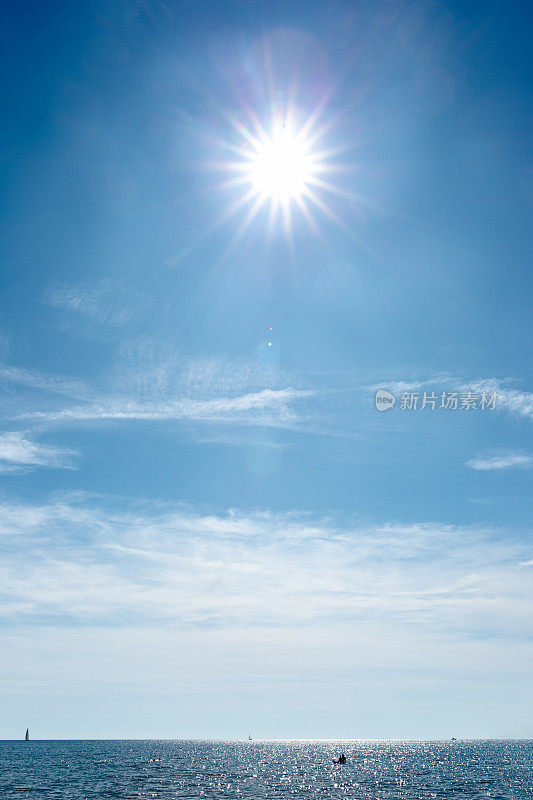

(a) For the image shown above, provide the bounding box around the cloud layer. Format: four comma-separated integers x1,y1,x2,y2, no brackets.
0,496,531,640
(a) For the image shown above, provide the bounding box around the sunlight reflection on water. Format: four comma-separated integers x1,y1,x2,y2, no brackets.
1,739,532,799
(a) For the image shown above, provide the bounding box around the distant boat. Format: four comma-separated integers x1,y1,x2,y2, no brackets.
248,734,252,741
25,729,29,741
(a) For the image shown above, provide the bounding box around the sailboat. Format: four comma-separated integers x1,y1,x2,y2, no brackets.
248,734,252,741
25,729,29,741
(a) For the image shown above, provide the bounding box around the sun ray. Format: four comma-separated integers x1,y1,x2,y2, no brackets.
213,98,362,243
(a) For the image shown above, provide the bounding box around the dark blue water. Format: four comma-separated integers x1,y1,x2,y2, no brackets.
0,739,532,799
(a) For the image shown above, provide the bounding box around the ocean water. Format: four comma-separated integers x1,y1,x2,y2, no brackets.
0,739,532,799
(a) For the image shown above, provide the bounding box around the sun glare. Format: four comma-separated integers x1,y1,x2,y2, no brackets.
248,128,314,202
216,106,349,243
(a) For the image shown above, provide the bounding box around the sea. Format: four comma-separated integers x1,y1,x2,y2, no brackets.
0,739,532,799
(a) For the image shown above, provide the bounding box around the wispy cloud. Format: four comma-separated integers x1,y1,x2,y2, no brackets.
368,374,533,424
3,359,533,443
1,341,316,433
468,379,533,420
0,431,78,473
368,379,426,393
498,389,533,419
17,388,312,427
43,279,150,327
0,496,531,640
466,452,533,471
0,366,89,400
110,342,295,401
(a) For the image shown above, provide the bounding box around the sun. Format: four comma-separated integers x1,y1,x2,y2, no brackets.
216,106,349,243
248,126,315,203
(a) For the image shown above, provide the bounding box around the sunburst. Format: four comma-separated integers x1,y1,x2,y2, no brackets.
216,105,347,242
247,121,317,204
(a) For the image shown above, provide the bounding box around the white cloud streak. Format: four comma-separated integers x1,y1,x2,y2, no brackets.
466,453,533,471
2,360,532,444
16,388,312,426
0,432,77,473
1,345,315,433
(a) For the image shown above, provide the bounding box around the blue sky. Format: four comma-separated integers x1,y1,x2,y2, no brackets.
0,0,532,738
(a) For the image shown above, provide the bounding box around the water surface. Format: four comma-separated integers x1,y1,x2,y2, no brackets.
1,739,532,799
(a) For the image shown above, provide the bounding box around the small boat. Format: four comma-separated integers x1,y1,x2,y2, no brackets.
248,734,252,741
25,729,29,741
